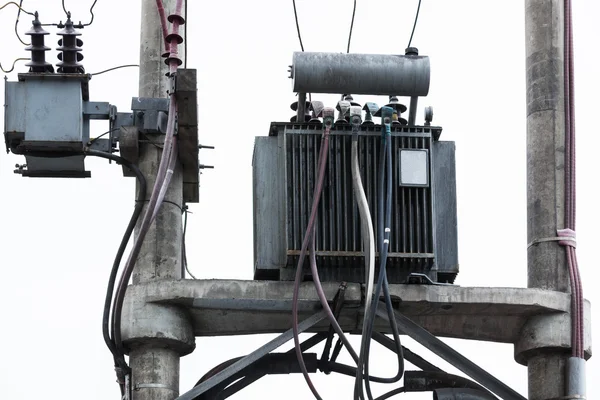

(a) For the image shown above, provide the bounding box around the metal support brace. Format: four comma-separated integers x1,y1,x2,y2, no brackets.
375,304,526,400
371,331,443,373
175,311,326,400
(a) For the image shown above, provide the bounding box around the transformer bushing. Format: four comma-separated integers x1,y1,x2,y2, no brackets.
25,13,53,73
56,15,84,73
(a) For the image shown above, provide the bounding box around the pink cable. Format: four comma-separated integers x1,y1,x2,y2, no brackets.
292,125,331,400
563,0,585,359
155,0,170,53
151,138,179,222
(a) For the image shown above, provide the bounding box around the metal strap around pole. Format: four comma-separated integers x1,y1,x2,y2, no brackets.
375,304,526,400
175,311,327,400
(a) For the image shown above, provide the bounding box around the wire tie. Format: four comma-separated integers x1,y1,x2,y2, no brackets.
528,229,576,249
136,199,184,212
134,383,178,393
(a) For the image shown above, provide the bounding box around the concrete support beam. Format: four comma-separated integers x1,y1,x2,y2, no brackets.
122,279,592,356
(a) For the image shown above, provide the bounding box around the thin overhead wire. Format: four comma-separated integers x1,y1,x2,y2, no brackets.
15,0,29,46
83,0,98,26
88,128,119,145
407,0,422,48
182,206,196,279
90,64,139,76
61,0,99,25
0,1,33,14
0,57,27,73
292,0,304,51
347,0,356,53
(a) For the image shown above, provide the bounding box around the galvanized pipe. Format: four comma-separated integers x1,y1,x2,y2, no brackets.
566,357,586,397
408,96,418,126
297,92,306,122
292,52,430,96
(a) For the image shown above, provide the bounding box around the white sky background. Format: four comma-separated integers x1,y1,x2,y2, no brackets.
0,0,598,399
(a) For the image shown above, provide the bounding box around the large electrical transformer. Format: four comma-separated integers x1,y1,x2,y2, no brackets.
253,50,458,284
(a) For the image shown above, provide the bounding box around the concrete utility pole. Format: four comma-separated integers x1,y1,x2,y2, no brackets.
524,1,570,398
126,1,194,399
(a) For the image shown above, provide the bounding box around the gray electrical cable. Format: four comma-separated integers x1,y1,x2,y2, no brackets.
351,138,375,326
351,132,376,393
150,138,179,222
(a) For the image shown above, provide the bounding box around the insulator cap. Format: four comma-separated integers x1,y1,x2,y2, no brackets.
384,95,407,113
25,13,54,73
165,32,184,44
164,55,183,66
56,18,84,73
343,94,361,109
290,101,311,112
167,13,185,24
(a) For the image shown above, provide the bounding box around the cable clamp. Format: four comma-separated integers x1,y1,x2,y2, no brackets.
134,383,178,393
527,229,576,249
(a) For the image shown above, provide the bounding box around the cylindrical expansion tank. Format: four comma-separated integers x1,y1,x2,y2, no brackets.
292,52,430,96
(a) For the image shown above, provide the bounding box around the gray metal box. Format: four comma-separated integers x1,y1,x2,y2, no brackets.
4,73,95,177
253,123,458,284
5,74,88,148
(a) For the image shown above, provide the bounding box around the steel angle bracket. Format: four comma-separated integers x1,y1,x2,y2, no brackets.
375,304,526,400
175,311,327,400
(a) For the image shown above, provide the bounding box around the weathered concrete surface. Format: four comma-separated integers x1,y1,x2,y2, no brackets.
130,279,591,357
525,0,575,397
122,285,195,355
130,347,180,400
128,1,191,399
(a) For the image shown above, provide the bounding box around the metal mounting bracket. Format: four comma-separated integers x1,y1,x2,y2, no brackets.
375,304,526,400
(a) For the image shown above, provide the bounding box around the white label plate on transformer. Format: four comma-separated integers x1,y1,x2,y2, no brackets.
399,149,429,187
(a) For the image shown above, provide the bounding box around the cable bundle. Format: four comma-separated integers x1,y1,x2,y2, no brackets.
289,106,407,400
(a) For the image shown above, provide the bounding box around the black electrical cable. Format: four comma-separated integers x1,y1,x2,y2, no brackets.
292,0,304,51
407,0,422,48
346,0,356,53
83,0,98,26
354,139,389,400
355,123,405,400
88,128,120,145
61,0,67,16
90,64,139,76
0,57,27,73
366,131,405,396
325,362,406,385
374,387,405,400
83,149,146,390
14,0,28,46
0,1,33,15
183,205,196,279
